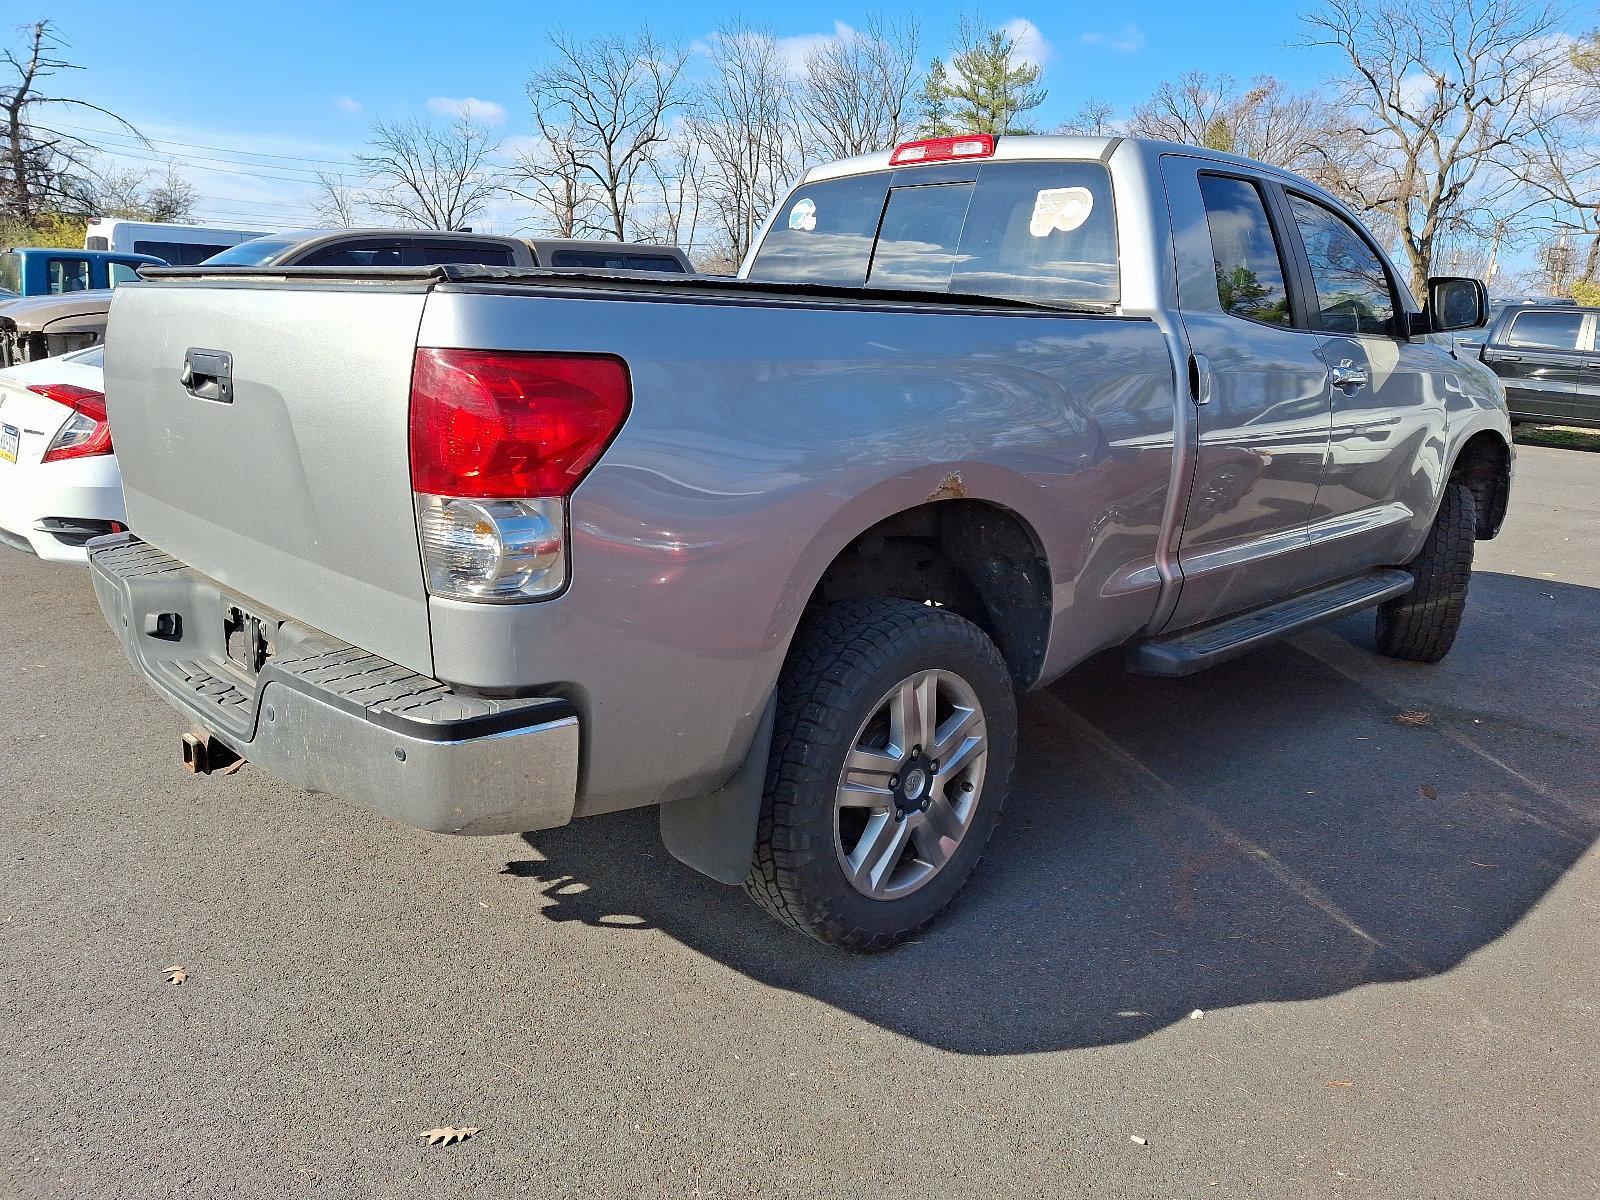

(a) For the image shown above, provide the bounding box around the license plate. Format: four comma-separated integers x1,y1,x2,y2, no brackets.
0,423,18,464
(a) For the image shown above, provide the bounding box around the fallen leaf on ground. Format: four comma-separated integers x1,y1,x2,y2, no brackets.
1325,1080,1353,1088
420,1126,480,1147
1420,784,1439,800
1395,711,1432,726
164,965,187,985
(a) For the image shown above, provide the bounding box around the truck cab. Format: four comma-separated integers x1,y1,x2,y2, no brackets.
0,247,166,299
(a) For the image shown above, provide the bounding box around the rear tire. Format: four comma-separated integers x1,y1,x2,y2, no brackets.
745,598,1017,951
1374,483,1476,663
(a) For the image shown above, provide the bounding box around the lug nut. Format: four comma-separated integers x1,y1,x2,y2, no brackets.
920,798,930,811
889,774,900,788
912,745,922,756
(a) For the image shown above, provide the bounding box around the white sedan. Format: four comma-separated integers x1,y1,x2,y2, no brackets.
0,345,124,563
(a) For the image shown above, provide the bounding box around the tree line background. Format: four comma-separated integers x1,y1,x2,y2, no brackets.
4,2,1600,301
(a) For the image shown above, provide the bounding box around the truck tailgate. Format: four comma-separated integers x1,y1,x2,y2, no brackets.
104,281,434,673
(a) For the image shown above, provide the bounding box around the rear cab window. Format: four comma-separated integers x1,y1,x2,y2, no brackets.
747,159,1118,306
48,258,91,293
411,242,516,267
545,250,687,272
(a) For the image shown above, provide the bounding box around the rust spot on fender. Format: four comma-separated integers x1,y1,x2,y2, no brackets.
927,472,967,502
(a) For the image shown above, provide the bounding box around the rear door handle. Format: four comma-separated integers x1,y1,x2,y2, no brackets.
181,348,233,404
1584,361,1600,370
1329,363,1369,392
1188,352,1213,405
1486,352,1521,362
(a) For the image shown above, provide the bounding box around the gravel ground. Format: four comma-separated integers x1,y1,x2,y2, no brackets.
2,444,1595,1199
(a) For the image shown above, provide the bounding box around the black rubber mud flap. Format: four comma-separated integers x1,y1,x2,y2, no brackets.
659,693,777,885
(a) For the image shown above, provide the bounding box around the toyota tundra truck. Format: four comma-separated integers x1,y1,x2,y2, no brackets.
87,135,1512,950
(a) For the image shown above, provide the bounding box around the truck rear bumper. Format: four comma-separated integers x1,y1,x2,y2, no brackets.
88,533,579,836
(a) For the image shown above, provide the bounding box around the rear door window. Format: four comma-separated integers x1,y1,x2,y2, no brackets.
1197,174,1293,326
1504,309,1585,351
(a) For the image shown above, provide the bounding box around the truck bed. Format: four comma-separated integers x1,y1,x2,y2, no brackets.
103,267,1173,812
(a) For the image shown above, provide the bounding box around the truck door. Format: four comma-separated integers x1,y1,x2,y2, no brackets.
1484,307,1593,421
1158,156,1335,628
1280,191,1449,578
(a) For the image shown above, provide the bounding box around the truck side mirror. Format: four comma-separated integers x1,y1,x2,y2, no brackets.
1424,276,1487,333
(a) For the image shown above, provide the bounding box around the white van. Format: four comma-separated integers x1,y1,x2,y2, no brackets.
83,220,268,266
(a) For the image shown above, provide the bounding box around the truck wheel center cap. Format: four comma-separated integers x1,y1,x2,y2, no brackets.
901,768,928,802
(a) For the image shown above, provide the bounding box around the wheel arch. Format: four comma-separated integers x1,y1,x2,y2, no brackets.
1447,429,1512,539
787,493,1054,690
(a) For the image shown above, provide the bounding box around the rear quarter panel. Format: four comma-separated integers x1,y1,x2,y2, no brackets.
419,286,1178,814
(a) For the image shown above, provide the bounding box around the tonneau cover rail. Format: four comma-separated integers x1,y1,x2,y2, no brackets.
134,262,1119,315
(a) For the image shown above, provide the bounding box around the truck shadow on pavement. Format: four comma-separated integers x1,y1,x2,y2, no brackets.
505,570,1598,1055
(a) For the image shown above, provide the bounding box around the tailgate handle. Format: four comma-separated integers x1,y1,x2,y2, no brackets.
181,348,234,404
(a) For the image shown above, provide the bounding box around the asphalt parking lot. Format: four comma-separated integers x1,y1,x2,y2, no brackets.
2,444,1595,1199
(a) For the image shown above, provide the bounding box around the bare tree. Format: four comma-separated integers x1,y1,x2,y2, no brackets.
1057,97,1118,136
353,115,501,230
636,131,706,256
1126,72,1349,175
691,20,803,267
526,27,687,241
91,164,195,221
1302,0,1580,298
2,20,146,221
505,125,604,238
312,170,365,227
800,13,922,160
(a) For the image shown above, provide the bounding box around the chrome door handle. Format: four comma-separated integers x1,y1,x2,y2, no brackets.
1584,361,1600,369
1487,353,1521,362
1329,364,1369,392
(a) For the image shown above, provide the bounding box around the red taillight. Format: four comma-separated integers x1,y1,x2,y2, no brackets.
889,134,996,165
409,348,631,499
31,383,113,463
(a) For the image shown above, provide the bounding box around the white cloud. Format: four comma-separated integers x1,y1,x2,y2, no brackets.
1080,23,1146,53
773,21,856,78
1003,18,1056,68
334,96,362,114
425,96,508,126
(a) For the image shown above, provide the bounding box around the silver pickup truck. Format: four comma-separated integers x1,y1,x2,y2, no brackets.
88,135,1511,950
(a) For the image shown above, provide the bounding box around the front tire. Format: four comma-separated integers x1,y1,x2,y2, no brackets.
745,599,1017,951
1374,482,1476,663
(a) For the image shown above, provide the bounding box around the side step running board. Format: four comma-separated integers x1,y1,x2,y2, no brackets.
1126,569,1414,677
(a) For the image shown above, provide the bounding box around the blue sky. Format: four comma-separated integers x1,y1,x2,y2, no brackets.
40,0,1337,232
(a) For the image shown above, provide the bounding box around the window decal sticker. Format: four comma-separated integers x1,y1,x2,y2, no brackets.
1029,187,1094,237
788,197,818,231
